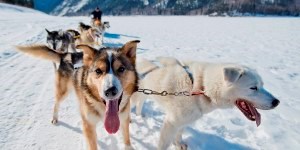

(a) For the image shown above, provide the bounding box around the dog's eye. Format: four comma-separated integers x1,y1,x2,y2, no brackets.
250,86,258,91
117,66,125,73
95,68,102,75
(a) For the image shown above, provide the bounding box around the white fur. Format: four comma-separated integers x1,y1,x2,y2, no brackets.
47,41,54,50
131,57,278,150
101,51,123,101
73,60,83,69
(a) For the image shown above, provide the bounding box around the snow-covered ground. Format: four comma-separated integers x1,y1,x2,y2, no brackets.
51,0,89,16
1,3,300,150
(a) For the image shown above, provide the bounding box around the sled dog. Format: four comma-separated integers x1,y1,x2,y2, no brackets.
77,22,104,47
16,40,140,150
45,28,79,53
131,57,280,150
90,19,110,33
79,22,110,46
45,28,99,70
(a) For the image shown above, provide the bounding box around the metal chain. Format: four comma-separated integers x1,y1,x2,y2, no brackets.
137,89,192,96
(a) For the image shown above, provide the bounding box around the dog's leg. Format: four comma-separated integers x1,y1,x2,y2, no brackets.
174,128,187,150
121,115,134,150
158,119,179,150
130,92,145,116
120,102,134,150
82,119,98,150
135,97,145,116
52,72,71,124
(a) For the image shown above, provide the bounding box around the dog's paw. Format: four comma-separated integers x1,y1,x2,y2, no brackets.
124,145,134,150
175,143,188,150
51,119,58,125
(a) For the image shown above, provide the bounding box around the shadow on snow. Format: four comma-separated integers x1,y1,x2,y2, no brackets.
104,32,140,39
185,127,253,150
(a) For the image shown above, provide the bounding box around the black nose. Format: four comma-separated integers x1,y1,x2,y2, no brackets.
105,86,118,98
272,99,280,108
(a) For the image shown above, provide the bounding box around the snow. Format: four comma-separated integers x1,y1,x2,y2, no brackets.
51,0,89,16
34,0,89,16
0,2,42,14
1,3,300,150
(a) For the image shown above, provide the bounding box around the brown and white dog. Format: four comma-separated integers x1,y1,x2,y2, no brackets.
16,40,140,150
45,27,101,70
79,22,110,47
77,23,103,48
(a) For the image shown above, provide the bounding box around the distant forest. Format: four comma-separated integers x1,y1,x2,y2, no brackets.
88,0,300,16
0,0,33,8
1,0,299,16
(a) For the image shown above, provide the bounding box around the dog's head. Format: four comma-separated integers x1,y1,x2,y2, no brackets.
222,66,280,126
76,40,140,134
103,21,110,29
45,29,66,53
78,22,92,33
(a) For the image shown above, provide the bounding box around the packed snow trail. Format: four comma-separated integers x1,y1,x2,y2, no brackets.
1,3,300,150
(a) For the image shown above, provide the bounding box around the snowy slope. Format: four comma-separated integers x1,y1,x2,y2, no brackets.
1,3,300,150
0,2,43,14
51,0,89,16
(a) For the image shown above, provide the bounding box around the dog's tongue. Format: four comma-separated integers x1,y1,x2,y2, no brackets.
104,100,120,134
237,100,262,127
248,103,261,127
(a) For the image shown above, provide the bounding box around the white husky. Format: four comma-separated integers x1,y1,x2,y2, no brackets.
131,57,280,150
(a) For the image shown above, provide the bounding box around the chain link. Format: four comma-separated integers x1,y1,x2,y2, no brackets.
137,89,193,96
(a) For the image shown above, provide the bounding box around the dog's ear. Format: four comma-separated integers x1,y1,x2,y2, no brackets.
104,22,110,28
223,67,244,83
120,40,140,65
45,28,51,34
76,45,96,66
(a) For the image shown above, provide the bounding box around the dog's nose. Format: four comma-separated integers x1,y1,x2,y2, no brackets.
272,99,280,108
105,86,118,98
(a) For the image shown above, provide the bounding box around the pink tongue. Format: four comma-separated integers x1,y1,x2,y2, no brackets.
104,100,120,134
248,104,261,127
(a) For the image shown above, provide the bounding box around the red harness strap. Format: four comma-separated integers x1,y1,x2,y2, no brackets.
191,90,205,96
